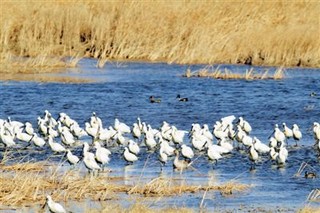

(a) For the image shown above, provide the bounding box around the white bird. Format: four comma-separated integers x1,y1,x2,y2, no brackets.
31,133,46,147
241,134,253,147
0,128,16,147
94,142,111,169
144,131,157,150
159,138,175,156
219,138,233,152
191,132,209,151
85,122,99,141
48,136,66,153
292,124,302,146
201,124,214,141
249,145,259,170
270,147,278,161
313,122,320,143
207,144,223,163
181,144,194,160
238,117,252,134
61,128,76,146
276,146,288,165
253,137,270,154
114,118,131,134
83,142,101,173
45,195,66,213
70,123,87,139
282,123,293,138
90,112,103,129
269,137,277,148
158,148,168,169
213,122,228,140
273,124,286,143
66,149,80,166
128,140,140,155
132,123,142,140
15,131,33,142
171,126,187,145
24,122,34,135
98,126,117,143
123,147,138,164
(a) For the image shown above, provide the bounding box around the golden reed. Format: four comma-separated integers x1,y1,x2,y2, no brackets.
1,0,319,73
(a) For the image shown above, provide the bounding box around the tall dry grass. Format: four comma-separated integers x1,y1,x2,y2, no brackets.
1,0,319,73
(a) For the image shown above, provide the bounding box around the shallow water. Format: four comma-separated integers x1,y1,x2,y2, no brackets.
1,59,320,212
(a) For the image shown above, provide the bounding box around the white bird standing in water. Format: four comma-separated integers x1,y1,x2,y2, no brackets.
282,123,293,139
66,149,80,166
313,122,320,143
83,142,101,174
132,123,142,140
253,137,270,154
128,140,140,155
276,145,288,165
94,141,111,169
249,144,259,170
238,117,252,134
273,124,286,143
123,147,138,164
207,144,223,164
90,112,103,129
48,136,66,153
24,122,34,135
181,144,194,160
171,126,187,145
30,133,46,147
292,124,302,146
114,118,131,134
0,128,16,147
45,195,66,213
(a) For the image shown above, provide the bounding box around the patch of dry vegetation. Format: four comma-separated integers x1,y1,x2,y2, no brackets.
128,177,248,197
299,206,320,213
0,162,249,209
184,66,285,80
87,202,194,213
1,0,319,74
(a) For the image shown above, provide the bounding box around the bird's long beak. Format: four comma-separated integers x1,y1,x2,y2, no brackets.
268,130,275,139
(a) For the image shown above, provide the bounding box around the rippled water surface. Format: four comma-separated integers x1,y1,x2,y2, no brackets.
1,59,320,212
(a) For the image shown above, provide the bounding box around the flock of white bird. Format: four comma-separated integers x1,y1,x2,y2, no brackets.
1,110,320,172
1,110,320,212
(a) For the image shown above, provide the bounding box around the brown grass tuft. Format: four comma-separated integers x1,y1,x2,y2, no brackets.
128,177,249,197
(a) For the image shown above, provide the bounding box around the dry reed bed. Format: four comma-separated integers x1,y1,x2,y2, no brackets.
1,0,319,73
184,66,285,80
0,162,249,208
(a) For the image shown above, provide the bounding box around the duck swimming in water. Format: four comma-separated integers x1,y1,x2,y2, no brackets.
149,96,161,103
176,94,188,102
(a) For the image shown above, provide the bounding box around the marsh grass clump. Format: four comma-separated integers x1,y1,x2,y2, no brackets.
128,177,249,197
184,66,285,80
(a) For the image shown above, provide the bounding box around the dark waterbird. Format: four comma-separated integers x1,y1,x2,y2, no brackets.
176,94,188,102
149,96,161,103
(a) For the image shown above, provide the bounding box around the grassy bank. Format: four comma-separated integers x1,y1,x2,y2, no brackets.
1,0,320,73
0,161,249,211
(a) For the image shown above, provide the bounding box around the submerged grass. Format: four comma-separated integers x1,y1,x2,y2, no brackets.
0,161,249,209
184,66,285,80
1,0,319,73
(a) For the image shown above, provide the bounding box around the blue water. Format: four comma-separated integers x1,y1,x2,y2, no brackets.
1,59,320,211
